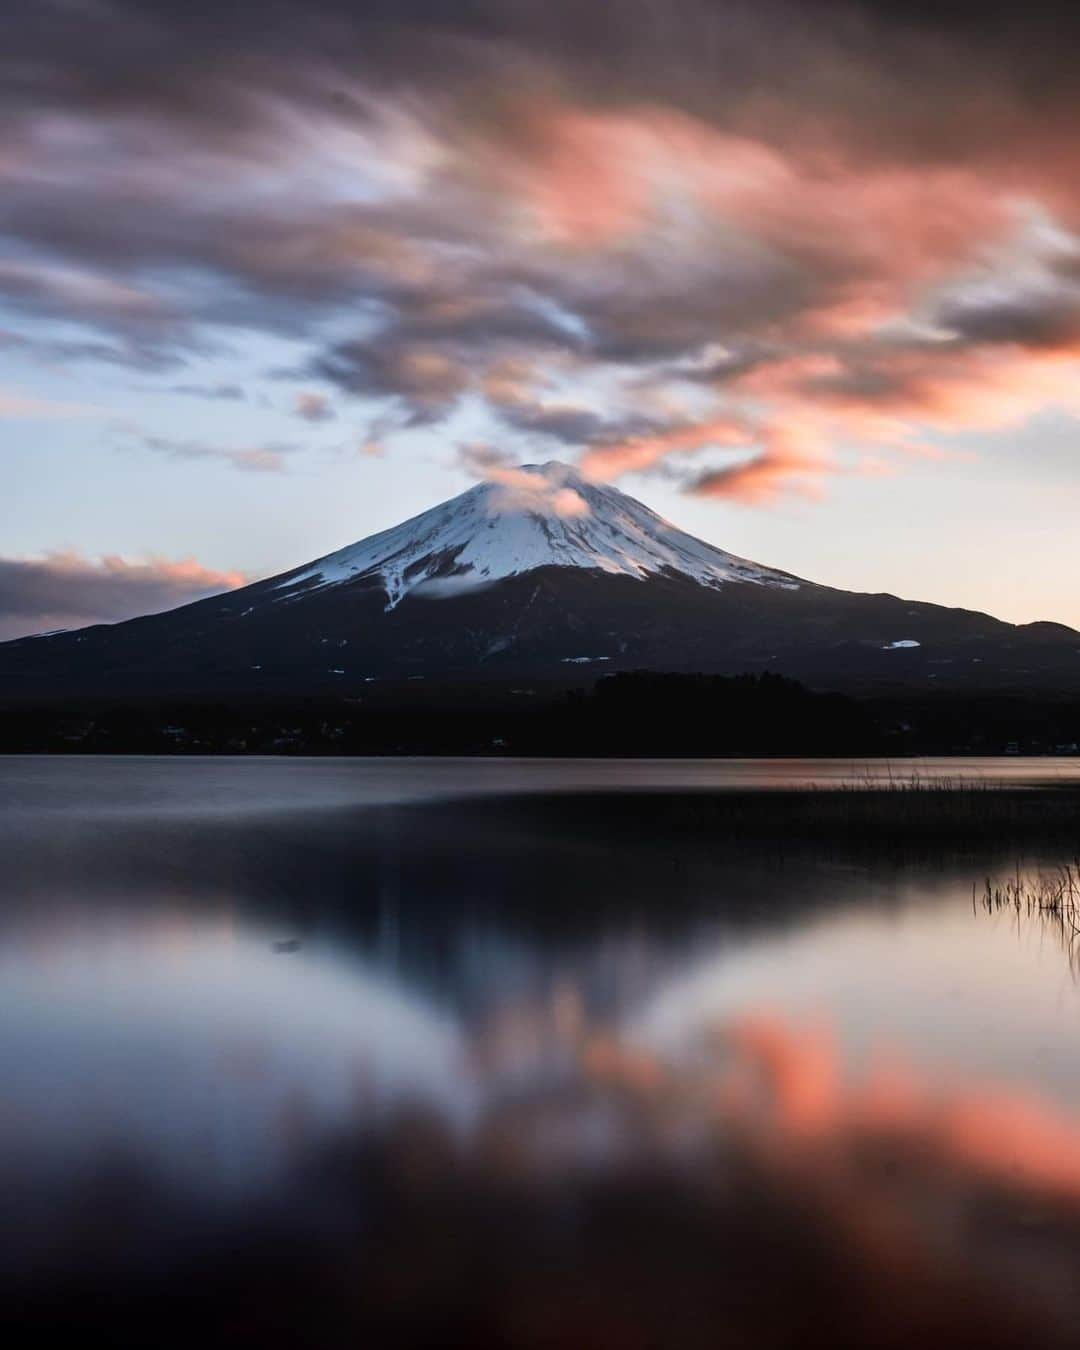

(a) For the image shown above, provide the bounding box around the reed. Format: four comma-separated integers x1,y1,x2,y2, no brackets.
978,862,1080,979
978,861,1080,921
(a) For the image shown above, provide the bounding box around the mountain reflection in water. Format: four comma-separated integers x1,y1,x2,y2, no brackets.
4,757,1080,1348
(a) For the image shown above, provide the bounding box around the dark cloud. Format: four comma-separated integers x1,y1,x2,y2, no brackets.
492,392,669,449
935,288,1080,350
8,3,1078,146
4,0,1080,501
308,270,587,405
312,341,472,423
0,553,246,642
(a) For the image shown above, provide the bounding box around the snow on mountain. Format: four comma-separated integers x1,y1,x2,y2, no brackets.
276,461,799,609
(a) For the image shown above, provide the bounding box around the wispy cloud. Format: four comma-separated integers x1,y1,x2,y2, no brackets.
137,433,299,473
167,382,246,402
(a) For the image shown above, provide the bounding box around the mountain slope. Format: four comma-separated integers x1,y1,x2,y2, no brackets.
272,461,798,606
1,462,1078,699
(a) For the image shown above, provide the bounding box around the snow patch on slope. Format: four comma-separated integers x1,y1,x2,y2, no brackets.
275,461,799,609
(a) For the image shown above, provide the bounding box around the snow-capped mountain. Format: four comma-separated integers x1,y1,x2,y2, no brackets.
1,461,1078,698
275,461,797,607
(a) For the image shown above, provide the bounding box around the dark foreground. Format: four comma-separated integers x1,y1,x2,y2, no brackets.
4,671,1080,756
5,759,1080,1348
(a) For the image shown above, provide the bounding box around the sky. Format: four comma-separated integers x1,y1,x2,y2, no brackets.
3,0,1080,639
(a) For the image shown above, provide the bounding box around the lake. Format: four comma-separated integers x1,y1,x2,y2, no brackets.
5,756,1080,1348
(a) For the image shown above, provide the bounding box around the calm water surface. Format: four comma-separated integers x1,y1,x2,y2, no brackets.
5,756,1080,1346
4,754,1080,818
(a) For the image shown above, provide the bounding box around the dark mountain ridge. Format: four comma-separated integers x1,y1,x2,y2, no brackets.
2,462,1078,701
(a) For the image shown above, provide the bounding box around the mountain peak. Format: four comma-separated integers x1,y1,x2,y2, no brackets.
277,462,799,609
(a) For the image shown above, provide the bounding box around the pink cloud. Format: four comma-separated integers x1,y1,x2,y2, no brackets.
485,103,1080,504
0,552,248,642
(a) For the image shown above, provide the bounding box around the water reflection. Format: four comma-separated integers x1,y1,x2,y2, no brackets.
4,759,1080,1346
